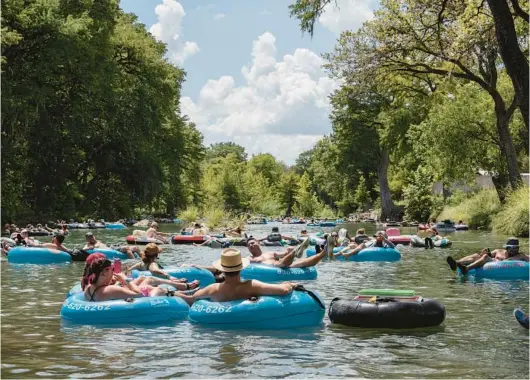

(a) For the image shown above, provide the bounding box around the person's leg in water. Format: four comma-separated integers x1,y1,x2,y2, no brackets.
425,237,434,249
290,235,335,268
447,252,484,271
457,254,493,274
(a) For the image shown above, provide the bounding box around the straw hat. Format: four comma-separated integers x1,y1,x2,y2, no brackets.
144,243,162,256
212,248,249,273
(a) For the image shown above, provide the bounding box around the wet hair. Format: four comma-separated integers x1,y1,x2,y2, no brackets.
246,237,257,246
271,227,279,233
81,253,111,290
55,234,65,244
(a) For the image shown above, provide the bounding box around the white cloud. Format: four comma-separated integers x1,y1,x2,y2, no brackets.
214,13,225,20
149,0,199,65
318,0,376,34
181,32,340,164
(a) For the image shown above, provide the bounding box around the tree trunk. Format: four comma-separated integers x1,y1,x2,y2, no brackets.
486,0,529,152
492,93,523,189
491,171,509,203
377,149,398,220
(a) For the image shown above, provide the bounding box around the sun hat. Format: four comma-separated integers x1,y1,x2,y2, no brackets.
504,237,520,248
144,243,163,256
85,232,94,237
212,248,249,273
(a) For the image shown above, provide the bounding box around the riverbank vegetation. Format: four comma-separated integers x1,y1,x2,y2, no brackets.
2,0,528,237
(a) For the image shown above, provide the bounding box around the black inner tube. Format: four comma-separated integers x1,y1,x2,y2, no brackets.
329,297,445,329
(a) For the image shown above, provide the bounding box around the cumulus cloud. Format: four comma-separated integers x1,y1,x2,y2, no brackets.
214,13,225,20
181,32,340,164
149,0,199,65
318,0,376,34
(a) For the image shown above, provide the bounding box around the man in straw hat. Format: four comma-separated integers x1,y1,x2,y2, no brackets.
447,237,528,274
178,248,298,305
246,234,336,268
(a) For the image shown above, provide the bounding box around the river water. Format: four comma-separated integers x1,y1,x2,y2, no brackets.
1,223,528,378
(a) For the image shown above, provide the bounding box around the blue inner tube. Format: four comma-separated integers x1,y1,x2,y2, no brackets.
86,248,129,260
7,247,72,264
433,238,452,247
189,289,325,329
319,222,336,227
105,223,126,229
65,281,179,299
458,261,529,280
306,246,401,262
61,292,189,325
131,267,216,286
306,223,319,227
241,264,318,282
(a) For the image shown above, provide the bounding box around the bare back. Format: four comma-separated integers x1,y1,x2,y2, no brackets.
193,279,291,303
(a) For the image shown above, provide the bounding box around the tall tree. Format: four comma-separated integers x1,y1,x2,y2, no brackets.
485,0,528,132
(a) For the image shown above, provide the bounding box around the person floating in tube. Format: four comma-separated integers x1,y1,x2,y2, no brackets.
336,230,395,259
446,238,528,274
176,248,301,306
257,226,299,245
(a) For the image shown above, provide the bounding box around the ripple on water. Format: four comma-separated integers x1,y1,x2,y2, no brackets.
1,225,529,378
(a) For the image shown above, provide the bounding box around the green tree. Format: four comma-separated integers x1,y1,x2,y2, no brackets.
294,172,321,216
206,142,247,162
354,175,370,211
403,166,435,222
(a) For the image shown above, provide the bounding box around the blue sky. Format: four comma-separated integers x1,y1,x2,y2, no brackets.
120,0,378,163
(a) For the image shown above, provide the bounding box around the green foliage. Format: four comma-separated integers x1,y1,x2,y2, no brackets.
203,206,227,229
492,186,530,237
318,205,336,219
293,172,322,216
179,206,200,224
354,175,370,211
403,166,435,222
437,190,501,229
206,142,247,162
1,0,202,221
